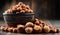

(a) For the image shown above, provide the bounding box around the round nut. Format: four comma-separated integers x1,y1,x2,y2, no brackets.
8,27,13,32
56,29,60,33
13,28,18,33
18,2,24,6
43,25,50,33
17,25,25,33
27,10,31,13
40,24,43,28
11,6,17,11
3,27,8,32
0,26,5,31
15,5,19,8
21,4,26,8
25,5,30,9
16,12,20,14
50,26,57,33
35,19,40,25
25,27,33,33
25,9,28,13
39,20,43,24
34,25,42,33
25,22,34,27
26,9,33,13
20,10,25,13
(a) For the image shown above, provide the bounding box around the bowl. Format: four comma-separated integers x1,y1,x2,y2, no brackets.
3,13,35,27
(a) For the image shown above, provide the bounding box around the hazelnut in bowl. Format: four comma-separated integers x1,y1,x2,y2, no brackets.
3,2,35,27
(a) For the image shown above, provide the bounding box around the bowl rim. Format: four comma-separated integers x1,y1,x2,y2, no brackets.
3,13,35,16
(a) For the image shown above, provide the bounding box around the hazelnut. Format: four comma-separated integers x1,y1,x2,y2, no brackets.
15,5,19,8
17,7,20,11
19,7,22,11
50,26,57,33
43,25,50,33
16,12,20,14
20,10,25,13
25,27,33,33
27,10,32,13
17,7,22,11
13,28,18,33
56,29,60,33
25,9,28,13
8,27,13,32
5,2,33,14
17,25,25,33
29,10,33,13
21,4,26,8
28,9,33,13
25,5,30,9
6,9,12,13
5,10,8,13
35,18,40,25
39,20,43,24
34,25,42,33
42,23,48,27
18,2,24,6
3,27,8,32
0,26,5,31
11,6,17,11
40,24,43,28
25,22,34,27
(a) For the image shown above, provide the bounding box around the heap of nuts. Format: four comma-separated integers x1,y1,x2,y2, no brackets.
5,2,33,14
0,18,60,34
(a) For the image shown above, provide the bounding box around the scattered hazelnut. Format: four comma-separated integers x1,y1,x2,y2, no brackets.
0,26,5,31
8,27,13,32
56,29,60,33
43,25,50,33
34,25,42,33
25,22,34,27
3,27,8,32
13,28,18,33
40,24,43,28
25,27,33,33
42,23,48,27
35,18,40,25
39,20,43,24
17,25,25,33
49,26,57,33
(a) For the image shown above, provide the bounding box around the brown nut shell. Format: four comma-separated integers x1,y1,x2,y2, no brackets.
13,28,18,33
25,22,34,27
8,27,13,32
17,25,25,33
43,25,50,33
25,27,33,33
33,25,42,33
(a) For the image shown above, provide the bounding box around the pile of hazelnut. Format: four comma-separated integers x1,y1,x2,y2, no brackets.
5,2,33,14
0,18,60,34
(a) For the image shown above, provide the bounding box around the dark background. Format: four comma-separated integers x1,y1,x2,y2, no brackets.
0,0,60,20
